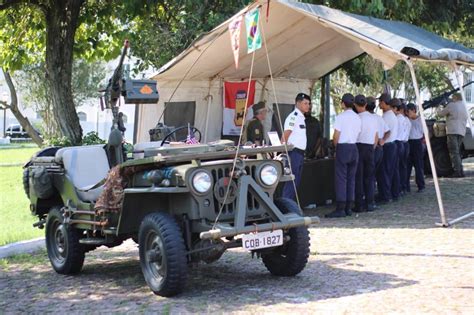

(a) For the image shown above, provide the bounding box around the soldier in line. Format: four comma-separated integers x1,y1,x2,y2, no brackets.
242,101,267,146
395,100,411,196
281,93,311,200
437,93,468,177
326,93,361,218
353,95,379,213
406,103,425,192
367,97,389,206
377,94,398,203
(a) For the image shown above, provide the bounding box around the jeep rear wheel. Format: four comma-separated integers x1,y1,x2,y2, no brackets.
45,207,85,274
430,144,453,176
261,198,310,276
138,212,187,297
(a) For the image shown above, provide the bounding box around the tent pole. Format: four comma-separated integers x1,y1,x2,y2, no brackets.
323,74,331,139
405,59,448,227
204,79,213,143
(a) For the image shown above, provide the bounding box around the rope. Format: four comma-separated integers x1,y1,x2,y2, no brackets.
259,14,302,209
157,29,225,124
212,50,257,229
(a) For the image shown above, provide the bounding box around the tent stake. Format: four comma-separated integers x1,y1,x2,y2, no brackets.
405,60,448,227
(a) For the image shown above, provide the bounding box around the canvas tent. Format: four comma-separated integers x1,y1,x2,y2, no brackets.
136,0,474,226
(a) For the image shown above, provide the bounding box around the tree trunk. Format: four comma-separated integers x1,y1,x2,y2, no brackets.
1,69,43,146
44,0,85,145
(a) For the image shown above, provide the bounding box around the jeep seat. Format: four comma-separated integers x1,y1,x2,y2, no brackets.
55,145,110,202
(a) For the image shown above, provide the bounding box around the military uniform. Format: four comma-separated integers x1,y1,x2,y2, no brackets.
242,101,266,146
353,95,379,212
407,103,425,192
282,95,308,200
326,93,361,218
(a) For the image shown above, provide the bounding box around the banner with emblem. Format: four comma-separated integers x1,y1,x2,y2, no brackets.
223,81,256,135
245,8,262,54
228,15,243,69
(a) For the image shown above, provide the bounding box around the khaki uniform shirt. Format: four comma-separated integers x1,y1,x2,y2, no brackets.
437,100,468,136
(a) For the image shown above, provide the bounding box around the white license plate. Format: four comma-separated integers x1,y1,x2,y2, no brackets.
242,230,283,251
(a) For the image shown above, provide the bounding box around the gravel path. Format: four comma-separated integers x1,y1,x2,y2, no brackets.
1,161,473,314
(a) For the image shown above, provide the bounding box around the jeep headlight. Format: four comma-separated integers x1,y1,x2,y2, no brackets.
191,171,212,194
260,164,278,186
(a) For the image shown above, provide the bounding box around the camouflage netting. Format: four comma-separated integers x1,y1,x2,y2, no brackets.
94,164,150,213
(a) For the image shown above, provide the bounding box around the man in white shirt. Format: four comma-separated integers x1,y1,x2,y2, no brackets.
367,97,389,207
281,93,311,200
395,100,411,196
326,93,361,218
353,95,379,212
378,93,399,203
406,103,425,192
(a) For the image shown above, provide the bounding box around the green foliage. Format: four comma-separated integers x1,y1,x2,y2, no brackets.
82,131,106,145
44,136,73,148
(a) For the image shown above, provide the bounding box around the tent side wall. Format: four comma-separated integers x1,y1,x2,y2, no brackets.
136,78,313,143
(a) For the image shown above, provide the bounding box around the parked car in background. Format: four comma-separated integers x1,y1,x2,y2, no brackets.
5,124,41,138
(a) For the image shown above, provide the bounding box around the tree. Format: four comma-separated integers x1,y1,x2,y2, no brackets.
0,1,132,144
0,69,43,146
14,60,106,139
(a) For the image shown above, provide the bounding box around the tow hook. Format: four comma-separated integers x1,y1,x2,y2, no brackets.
33,219,46,229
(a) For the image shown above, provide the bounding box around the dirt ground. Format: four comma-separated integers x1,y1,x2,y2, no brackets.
1,160,473,314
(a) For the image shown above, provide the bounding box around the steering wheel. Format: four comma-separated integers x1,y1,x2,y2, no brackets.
160,125,202,146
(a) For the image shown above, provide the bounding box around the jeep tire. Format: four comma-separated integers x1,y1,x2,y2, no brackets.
138,212,187,297
261,198,310,276
426,140,453,176
45,207,85,274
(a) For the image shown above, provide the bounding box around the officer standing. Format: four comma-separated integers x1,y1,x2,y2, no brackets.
367,97,389,205
406,103,425,192
326,93,361,218
437,93,468,177
394,101,411,196
281,93,311,200
242,101,267,146
378,93,398,203
353,95,379,212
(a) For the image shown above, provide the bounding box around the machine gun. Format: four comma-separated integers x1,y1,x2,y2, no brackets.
100,40,160,165
422,81,473,110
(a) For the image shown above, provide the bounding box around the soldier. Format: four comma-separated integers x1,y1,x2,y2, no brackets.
242,101,267,146
353,95,379,212
406,103,425,192
367,97,389,204
437,93,468,177
326,93,361,218
394,101,411,196
377,93,398,203
281,93,311,200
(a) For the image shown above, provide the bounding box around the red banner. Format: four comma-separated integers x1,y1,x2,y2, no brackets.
223,81,256,135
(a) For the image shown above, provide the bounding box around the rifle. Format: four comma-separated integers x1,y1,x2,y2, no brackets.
422,81,473,110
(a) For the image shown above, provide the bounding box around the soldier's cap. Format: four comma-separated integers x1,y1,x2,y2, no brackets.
252,101,266,114
341,93,355,105
377,92,391,104
389,98,401,108
406,103,417,111
295,92,311,103
355,94,366,106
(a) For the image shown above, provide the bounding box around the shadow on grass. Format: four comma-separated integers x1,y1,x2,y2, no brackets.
0,248,416,313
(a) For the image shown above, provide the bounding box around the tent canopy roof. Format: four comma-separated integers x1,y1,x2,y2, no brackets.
153,0,474,81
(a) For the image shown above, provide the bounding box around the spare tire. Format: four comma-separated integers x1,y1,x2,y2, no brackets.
23,168,30,198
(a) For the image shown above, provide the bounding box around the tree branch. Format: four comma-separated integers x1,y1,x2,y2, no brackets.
2,68,18,110
0,0,24,10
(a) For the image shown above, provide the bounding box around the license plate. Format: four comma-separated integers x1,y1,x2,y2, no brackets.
242,230,283,251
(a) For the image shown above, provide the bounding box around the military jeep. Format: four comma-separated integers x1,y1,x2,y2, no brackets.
23,136,319,296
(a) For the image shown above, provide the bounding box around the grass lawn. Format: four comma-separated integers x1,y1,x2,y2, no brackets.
0,145,43,246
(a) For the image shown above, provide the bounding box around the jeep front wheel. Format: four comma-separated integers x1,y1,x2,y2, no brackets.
138,212,187,297
261,198,310,276
45,207,85,274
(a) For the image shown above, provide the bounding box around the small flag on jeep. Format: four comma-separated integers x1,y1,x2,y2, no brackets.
186,124,199,145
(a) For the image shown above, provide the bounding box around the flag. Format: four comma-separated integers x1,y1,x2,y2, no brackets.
186,124,199,145
228,15,243,69
223,81,256,135
245,8,262,54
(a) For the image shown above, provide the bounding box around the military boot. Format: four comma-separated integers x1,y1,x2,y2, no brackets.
345,201,353,216
325,202,346,218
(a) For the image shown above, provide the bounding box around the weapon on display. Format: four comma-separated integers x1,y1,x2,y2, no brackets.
101,40,160,132
422,81,473,110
